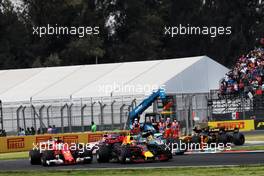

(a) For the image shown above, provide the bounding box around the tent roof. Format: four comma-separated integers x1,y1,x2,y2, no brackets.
0,56,229,102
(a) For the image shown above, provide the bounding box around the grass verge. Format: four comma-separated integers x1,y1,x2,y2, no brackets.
0,166,264,176
0,151,28,160
246,134,264,141
231,145,264,151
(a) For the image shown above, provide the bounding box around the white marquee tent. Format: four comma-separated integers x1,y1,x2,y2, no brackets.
0,56,229,103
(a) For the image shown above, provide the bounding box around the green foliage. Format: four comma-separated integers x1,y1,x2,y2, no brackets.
0,0,263,69
44,53,61,67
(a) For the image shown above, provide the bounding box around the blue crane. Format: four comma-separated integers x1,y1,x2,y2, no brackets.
128,88,166,129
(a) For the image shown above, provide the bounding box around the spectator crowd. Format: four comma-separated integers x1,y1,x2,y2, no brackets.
18,127,36,136
220,47,264,98
47,125,57,134
0,129,6,137
17,125,57,136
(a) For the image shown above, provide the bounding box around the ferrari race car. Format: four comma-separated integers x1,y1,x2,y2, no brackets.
29,138,93,166
96,133,172,163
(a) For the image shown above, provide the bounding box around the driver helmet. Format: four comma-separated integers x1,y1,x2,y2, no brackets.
54,137,63,143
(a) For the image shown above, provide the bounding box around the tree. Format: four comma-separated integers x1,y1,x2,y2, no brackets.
0,0,30,69
0,0,263,69
102,0,168,62
43,53,61,67
61,36,105,65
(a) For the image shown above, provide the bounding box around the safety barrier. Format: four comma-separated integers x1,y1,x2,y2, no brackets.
208,120,255,131
0,130,128,153
0,120,258,153
254,120,264,130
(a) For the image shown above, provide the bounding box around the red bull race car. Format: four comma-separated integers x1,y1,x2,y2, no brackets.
95,133,172,164
29,138,93,166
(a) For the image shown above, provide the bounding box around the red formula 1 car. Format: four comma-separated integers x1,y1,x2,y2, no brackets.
95,133,172,164
29,138,93,166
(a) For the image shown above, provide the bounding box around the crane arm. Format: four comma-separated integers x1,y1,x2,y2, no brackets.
128,88,166,128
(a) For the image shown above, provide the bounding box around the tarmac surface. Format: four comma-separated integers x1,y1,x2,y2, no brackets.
0,152,263,170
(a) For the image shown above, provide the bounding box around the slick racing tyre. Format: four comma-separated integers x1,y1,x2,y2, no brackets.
82,149,93,164
29,149,41,165
218,133,228,145
96,144,110,163
119,146,130,164
233,132,245,146
41,150,55,166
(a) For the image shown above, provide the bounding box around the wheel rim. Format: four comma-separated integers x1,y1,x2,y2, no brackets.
41,158,44,165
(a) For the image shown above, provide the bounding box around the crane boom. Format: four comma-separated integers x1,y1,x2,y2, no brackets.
128,88,166,128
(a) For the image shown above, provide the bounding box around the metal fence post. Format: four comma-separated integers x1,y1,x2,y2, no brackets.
39,105,45,134
190,95,194,130
60,104,68,133
81,104,87,132
120,104,126,129
111,100,116,130
124,105,132,130
16,105,23,133
91,102,96,124
68,103,73,132
184,95,190,135
31,105,37,131
31,104,46,133
241,96,246,120
22,106,26,130
98,101,106,130
0,100,3,130
131,99,137,109
47,105,51,127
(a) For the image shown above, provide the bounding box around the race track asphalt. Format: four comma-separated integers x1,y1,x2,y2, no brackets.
0,152,263,171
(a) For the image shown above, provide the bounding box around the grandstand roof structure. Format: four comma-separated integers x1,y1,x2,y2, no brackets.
0,56,229,103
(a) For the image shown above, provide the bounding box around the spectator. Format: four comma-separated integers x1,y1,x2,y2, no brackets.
158,117,165,133
3,129,6,136
25,127,31,135
0,129,6,137
47,125,53,134
18,128,25,136
219,47,264,97
131,118,140,134
250,115,256,120
17,127,22,136
52,125,57,134
37,128,41,134
31,127,35,135
91,121,97,132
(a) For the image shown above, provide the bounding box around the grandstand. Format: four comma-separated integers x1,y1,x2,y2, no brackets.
209,47,264,120
0,56,229,134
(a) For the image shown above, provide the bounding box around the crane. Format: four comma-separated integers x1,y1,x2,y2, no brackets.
128,88,167,129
